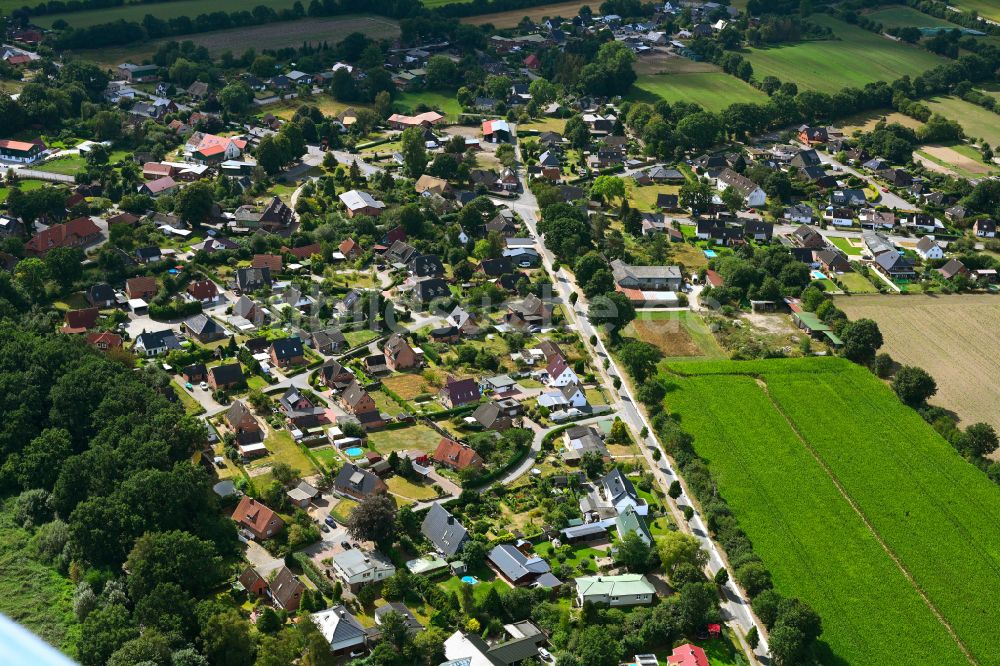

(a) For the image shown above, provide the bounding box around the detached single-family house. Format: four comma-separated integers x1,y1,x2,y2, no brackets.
575,574,656,607
488,544,561,588
546,354,579,388
332,548,396,591
208,363,246,391
133,329,181,356
183,314,225,343
421,502,469,557
973,219,996,238
339,190,385,218
334,463,388,500
915,236,945,260
432,438,484,471
231,496,284,540
716,168,765,208
311,606,367,655
784,204,814,225
270,337,305,368
439,376,481,409
384,334,422,371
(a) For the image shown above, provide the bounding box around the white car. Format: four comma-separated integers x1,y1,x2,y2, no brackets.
200,381,208,390
538,647,555,663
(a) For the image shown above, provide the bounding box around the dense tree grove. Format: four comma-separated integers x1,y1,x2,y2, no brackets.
0,323,239,665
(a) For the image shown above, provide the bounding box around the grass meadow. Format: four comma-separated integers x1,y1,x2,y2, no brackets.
663,357,1000,666
925,94,1000,146
631,71,767,113
864,5,962,30
742,15,946,94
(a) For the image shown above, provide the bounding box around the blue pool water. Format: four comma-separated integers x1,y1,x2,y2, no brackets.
345,447,364,457
811,270,827,280
461,576,478,585
703,249,717,258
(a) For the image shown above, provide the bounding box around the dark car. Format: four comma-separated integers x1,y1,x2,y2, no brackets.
324,516,336,527
341,541,352,550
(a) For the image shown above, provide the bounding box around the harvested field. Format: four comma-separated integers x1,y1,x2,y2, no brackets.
462,0,595,27
837,294,1000,439
836,108,925,134
75,15,399,66
916,143,995,179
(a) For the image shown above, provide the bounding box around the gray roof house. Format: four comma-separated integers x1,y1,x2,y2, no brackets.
312,605,367,653
487,544,561,588
421,502,470,557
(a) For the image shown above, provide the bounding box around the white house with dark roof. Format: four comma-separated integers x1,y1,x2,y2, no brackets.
312,606,367,654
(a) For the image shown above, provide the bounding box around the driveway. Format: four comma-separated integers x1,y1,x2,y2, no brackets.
244,540,284,576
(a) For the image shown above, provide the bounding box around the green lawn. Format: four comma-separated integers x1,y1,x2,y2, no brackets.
534,542,603,575
627,182,682,212
343,328,378,348
951,0,1000,21
837,271,878,294
385,475,438,501
372,390,406,417
367,423,442,456
663,358,1000,666
742,15,946,94
330,498,358,524
393,91,463,119
631,71,768,113
925,95,1000,146
865,5,962,29
250,428,317,476
828,236,860,255
35,156,88,176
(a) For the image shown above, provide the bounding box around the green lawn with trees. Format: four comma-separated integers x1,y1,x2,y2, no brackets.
662,357,1000,666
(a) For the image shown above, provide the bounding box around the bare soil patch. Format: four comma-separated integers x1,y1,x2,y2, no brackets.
631,319,700,356
837,294,1000,447
920,144,992,175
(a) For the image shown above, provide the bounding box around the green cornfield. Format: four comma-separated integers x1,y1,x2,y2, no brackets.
663,357,1000,666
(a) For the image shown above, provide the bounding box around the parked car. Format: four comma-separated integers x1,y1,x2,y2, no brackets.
200,381,208,390
341,541,352,550
324,516,336,527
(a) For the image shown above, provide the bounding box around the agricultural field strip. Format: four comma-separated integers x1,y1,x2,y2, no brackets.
768,370,1000,666
668,372,966,665
837,296,1000,435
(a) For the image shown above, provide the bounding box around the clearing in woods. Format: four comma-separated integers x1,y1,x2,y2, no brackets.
836,294,1000,439
663,357,1000,666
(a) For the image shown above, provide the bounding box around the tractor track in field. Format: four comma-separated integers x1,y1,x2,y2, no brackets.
753,377,979,666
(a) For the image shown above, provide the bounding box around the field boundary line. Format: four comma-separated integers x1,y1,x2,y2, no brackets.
754,377,979,666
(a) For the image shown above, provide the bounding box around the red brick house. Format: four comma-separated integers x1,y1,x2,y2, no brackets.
432,438,484,471
439,376,481,409
187,279,219,303
24,216,101,256
252,253,283,273
339,238,360,260
62,307,99,333
85,331,123,351
208,363,246,391
384,334,421,371
270,337,305,368
231,496,284,540
126,276,158,301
